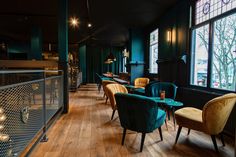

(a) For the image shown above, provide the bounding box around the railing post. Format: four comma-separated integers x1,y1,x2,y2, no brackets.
41,71,48,142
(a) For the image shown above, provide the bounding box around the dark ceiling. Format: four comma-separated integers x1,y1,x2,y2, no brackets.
0,0,178,46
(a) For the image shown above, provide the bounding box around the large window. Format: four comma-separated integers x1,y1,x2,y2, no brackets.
149,28,158,73
191,0,236,91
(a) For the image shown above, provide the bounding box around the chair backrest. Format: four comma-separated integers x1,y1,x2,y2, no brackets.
134,78,150,88
115,93,161,133
202,93,236,135
102,80,117,96
106,84,128,110
145,82,177,99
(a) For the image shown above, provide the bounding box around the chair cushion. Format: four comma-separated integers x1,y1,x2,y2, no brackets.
132,88,145,95
154,109,166,129
175,107,205,132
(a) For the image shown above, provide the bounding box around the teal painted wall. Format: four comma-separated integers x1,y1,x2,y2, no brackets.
130,29,145,61
79,45,87,83
7,42,30,60
147,0,190,85
30,27,42,60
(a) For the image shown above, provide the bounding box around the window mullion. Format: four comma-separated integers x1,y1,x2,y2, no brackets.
207,21,214,89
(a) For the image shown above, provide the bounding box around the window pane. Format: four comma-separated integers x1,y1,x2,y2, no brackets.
150,29,158,45
149,28,158,73
149,44,158,73
211,13,236,91
191,25,209,87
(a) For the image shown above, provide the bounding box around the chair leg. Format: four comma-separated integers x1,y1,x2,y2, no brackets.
105,97,108,104
158,127,163,141
98,84,101,93
175,126,182,144
187,129,191,135
220,133,225,146
172,107,176,130
167,108,171,120
122,128,126,145
165,119,168,131
103,93,105,98
211,135,219,152
140,133,146,152
111,110,116,120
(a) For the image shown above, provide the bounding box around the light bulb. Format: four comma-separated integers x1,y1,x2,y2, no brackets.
0,125,4,131
70,17,79,27
0,114,6,122
88,23,92,28
0,108,4,114
0,134,9,142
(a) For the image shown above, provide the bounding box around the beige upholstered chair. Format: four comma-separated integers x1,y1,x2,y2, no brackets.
175,93,236,152
134,77,150,88
102,80,117,104
106,84,128,120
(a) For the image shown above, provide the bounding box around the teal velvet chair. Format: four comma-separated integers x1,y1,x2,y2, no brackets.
115,93,166,152
145,82,178,121
145,82,177,99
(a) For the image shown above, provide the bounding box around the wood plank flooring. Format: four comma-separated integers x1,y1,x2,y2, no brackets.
31,84,234,157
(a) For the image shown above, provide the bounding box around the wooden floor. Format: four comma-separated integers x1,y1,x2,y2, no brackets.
31,84,234,157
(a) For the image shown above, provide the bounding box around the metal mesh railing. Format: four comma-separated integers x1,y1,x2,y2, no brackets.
0,70,63,156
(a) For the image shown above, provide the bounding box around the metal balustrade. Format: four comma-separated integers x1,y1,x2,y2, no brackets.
0,70,63,156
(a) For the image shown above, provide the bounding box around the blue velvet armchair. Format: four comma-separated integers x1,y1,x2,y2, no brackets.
115,93,166,152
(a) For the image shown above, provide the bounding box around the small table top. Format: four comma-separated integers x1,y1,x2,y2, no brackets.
113,78,129,84
150,97,183,107
124,84,144,89
103,73,119,78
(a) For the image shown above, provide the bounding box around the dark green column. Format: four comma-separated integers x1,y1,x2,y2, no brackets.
30,27,42,60
58,0,69,113
128,29,145,84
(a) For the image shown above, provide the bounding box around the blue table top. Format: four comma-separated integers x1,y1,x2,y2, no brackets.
150,97,183,107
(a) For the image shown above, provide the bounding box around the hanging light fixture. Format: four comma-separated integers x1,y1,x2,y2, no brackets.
107,53,116,62
104,44,116,64
70,17,79,28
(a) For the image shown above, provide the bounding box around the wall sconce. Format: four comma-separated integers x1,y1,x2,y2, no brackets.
167,29,172,44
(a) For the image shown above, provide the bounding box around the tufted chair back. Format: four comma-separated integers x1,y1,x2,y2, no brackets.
102,80,117,98
106,84,128,110
134,78,150,88
145,82,177,99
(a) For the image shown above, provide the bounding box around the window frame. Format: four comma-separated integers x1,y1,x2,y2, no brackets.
149,28,159,74
189,2,236,92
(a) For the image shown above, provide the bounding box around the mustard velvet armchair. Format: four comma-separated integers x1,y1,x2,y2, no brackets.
102,80,117,104
134,77,150,88
175,93,236,152
106,84,128,120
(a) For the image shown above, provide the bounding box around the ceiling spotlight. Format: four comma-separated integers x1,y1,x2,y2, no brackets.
70,17,79,27
88,23,92,28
